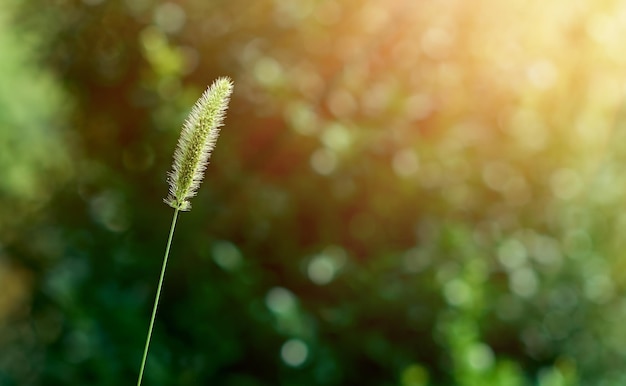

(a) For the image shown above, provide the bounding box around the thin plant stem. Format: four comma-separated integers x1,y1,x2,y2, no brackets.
137,208,180,386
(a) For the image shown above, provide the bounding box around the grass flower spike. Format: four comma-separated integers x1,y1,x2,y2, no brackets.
137,77,233,386
165,76,234,211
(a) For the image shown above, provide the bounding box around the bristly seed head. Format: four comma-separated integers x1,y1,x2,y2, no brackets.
164,77,233,211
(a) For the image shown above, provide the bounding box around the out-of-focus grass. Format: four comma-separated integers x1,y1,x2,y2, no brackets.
3,0,626,385
0,2,74,384
0,0,73,237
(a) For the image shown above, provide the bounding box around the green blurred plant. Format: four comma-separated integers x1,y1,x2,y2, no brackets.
434,225,579,386
8,0,626,384
136,77,234,386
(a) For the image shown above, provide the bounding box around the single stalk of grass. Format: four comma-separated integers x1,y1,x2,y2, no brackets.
136,77,233,386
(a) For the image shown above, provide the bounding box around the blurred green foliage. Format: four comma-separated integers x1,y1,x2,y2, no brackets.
2,0,626,385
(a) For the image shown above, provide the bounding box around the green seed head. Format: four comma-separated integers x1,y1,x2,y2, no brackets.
165,77,233,211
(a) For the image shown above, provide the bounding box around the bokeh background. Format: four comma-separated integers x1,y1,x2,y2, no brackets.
2,0,626,385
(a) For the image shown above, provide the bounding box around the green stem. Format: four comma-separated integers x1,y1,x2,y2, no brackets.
137,208,179,386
